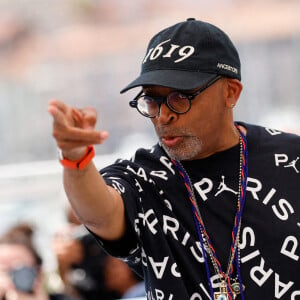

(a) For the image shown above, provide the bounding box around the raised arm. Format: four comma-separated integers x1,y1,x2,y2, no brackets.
48,99,126,241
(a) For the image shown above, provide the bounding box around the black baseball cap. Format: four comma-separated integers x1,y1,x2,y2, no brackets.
120,18,241,93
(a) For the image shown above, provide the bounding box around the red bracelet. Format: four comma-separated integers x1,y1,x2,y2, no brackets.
59,146,95,170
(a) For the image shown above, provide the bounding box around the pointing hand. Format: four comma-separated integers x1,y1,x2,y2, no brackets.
48,99,109,160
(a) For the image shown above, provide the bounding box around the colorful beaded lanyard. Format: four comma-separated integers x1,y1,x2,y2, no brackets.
171,124,248,300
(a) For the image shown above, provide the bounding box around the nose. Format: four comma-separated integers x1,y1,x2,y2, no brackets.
156,102,177,124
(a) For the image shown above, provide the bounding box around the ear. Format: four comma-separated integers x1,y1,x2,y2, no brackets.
224,78,243,109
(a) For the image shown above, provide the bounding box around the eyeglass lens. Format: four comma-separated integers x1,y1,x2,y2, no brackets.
137,92,190,117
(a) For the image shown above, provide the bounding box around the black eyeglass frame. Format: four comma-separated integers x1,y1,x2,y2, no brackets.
129,75,222,118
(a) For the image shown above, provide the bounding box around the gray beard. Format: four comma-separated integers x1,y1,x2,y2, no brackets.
160,135,203,161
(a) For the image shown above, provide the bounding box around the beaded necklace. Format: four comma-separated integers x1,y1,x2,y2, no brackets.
170,124,248,300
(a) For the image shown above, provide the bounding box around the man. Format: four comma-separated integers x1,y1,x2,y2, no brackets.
48,18,300,300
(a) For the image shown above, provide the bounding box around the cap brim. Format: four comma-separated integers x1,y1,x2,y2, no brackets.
120,70,217,93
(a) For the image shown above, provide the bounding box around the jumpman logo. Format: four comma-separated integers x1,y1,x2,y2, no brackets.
215,175,238,196
284,157,299,173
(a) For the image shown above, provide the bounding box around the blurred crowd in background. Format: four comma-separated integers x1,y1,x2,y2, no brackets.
0,206,146,299
0,0,300,298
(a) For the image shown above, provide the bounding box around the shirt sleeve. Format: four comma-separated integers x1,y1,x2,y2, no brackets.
89,160,144,261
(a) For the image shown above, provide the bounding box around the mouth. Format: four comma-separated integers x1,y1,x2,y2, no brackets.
161,135,183,148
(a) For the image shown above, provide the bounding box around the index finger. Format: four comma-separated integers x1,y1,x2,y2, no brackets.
48,99,70,126
48,99,68,114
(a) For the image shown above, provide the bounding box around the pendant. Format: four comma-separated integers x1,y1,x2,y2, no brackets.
231,282,241,295
214,281,228,300
231,281,245,298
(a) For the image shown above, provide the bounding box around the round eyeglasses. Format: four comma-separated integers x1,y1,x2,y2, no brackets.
129,75,222,118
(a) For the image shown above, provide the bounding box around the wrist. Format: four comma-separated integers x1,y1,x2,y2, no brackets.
60,147,87,161
58,146,95,170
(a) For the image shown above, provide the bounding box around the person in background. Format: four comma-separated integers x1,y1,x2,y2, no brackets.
103,256,146,299
52,207,115,300
0,223,69,300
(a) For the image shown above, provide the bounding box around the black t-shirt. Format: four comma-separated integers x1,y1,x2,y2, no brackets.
95,123,300,299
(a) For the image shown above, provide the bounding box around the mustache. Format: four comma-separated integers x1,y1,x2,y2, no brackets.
155,126,191,137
